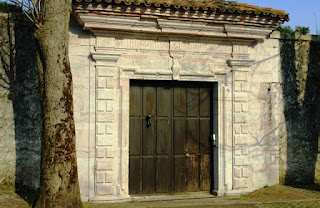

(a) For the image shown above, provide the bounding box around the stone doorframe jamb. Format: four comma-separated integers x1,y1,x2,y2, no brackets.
213,58,255,196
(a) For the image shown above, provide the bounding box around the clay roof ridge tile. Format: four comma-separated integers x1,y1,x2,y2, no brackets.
72,0,289,21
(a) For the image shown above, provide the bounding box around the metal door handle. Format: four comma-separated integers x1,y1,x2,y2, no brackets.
146,115,152,128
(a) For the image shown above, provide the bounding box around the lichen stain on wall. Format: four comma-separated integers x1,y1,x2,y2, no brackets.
0,13,16,191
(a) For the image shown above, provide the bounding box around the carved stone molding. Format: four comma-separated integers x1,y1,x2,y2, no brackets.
228,59,255,69
91,52,121,65
75,12,274,41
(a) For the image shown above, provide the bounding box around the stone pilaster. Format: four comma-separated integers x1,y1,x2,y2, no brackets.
91,52,121,196
228,59,254,190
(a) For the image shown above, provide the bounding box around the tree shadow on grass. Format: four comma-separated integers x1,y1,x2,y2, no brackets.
291,184,320,192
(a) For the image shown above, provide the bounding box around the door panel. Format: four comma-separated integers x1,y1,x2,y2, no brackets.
186,119,199,154
129,158,141,194
174,157,186,193
129,118,141,156
200,119,210,154
186,156,200,192
156,158,170,193
200,155,211,190
130,86,142,117
129,81,212,195
157,119,170,155
142,158,155,194
187,88,199,117
200,88,211,116
143,87,156,116
173,119,186,155
142,118,156,155
157,87,171,117
173,88,186,117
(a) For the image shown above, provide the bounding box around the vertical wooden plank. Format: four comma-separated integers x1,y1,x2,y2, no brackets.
200,87,210,117
129,118,141,156
186,119,199,154
157,119,170,155
173,88,186,117
143,87,156,116
186,156,200,192
142,117,156,155
199,87,211,191
187,88,199,117
174,157,186,192
142,158,155,194
156,158,170,193
200,118,210,154
157,87,171,117
200,155,211,191
130,86,142,116
173,119,186,155
129,158,141,194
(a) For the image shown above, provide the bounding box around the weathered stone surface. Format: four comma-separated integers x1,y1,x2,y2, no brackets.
280,35,320,185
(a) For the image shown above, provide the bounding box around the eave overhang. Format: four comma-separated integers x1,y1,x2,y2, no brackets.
72,0,289,41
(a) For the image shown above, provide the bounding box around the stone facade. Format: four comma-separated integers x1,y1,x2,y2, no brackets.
70,3,286,200
2,2,319,203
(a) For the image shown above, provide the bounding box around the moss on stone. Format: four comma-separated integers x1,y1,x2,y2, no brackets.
0,174,15,191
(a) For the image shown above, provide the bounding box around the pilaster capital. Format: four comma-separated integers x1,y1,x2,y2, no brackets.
91,52,121,66
228,59,255,70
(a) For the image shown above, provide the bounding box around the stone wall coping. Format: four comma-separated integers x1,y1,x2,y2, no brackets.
271,31,320,41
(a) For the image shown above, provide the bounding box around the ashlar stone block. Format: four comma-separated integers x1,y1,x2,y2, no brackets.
234,135,248,145
241,125,248,134
234,71,247,81
97,135,114,146
95,159,113,170
96,172,105,183
96,148,105,158
97,89,114,100
234,178,249,189
234,82,242,92
234,167,241,178
96,184,113,195
105,171,113,183
234,114,247,123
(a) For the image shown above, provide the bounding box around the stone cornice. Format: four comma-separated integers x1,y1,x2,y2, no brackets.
73,4,278,41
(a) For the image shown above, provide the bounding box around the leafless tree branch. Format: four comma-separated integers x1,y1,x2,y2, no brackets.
8,0,41,28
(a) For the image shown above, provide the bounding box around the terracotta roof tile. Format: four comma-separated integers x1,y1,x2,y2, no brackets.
73,0,289,21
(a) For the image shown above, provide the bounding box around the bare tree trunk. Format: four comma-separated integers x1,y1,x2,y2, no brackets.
34,0,82,207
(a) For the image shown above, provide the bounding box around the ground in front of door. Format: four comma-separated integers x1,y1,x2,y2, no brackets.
2,185,320,208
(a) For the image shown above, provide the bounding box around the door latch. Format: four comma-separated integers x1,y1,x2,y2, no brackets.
210,133,216,146
146,115,152,128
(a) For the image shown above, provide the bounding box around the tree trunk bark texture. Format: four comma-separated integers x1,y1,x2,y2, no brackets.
34,0,82,207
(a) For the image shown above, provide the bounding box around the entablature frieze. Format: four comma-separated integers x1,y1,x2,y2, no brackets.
74,9,274,41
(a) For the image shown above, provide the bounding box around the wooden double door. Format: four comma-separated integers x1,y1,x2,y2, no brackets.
129,80,212,194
